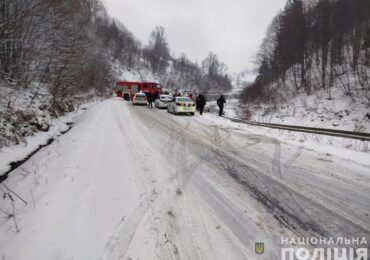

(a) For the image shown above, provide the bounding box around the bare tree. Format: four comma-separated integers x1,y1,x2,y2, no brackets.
143,26,171,73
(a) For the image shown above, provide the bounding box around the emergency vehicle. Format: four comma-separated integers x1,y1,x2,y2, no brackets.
114,82,163,100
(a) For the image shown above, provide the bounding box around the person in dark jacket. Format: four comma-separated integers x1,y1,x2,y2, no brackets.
196,94,207,115
147,93,153,108
217,95,226,116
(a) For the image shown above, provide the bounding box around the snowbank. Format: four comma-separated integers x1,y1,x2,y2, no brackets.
202,111,370,165
242,88,370,133
0,102,97,176
0,84,100,176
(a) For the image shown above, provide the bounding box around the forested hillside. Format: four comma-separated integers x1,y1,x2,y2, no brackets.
238,0,370,132
0,0,113,98
0,0,232,148
241,0,370,104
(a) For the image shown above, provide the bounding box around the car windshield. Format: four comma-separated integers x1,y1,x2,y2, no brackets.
177,97,192,102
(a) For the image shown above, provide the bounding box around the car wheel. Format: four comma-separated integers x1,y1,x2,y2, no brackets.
190,112,195,116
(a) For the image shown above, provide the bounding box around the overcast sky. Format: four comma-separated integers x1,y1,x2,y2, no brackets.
103,0,287,74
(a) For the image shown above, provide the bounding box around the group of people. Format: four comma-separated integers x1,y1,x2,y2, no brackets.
196,94,226,116
146,91,226,116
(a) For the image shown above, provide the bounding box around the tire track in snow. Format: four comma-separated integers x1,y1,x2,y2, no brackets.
113,105,204,259
161,120,204,260
100,197,151,260
281,147,304,173
272,140,304,177
174,122,218,260
205,125,359,243
130,106,289,255
123,102,370,256
100,104,158,259
269,140,318,237
131,110,219,259
134,111,261,258
171,117,370,241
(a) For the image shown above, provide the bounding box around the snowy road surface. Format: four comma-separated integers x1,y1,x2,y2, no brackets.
1,99,369,259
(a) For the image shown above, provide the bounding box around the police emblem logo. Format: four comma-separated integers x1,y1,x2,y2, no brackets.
255,242,264,255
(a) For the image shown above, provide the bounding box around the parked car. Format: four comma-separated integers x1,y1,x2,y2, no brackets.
167,97,195,115
132,93,147,105
155,94,172,108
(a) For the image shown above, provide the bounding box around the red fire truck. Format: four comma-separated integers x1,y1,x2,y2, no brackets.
114,81,163,100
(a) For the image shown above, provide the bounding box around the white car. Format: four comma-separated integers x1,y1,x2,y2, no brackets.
132,93,147,105
155,94,172,108
167,97,195,115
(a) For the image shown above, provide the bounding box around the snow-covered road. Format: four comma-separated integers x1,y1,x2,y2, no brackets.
1,98,369,259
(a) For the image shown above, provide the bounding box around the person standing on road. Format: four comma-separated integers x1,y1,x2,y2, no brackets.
217,95,226,116
196,94,207,115
147,93,153,108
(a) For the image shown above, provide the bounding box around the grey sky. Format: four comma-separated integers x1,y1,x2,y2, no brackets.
103,0,287,74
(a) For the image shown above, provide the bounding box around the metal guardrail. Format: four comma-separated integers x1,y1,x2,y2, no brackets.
203,93,239,101
223,116,370,141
